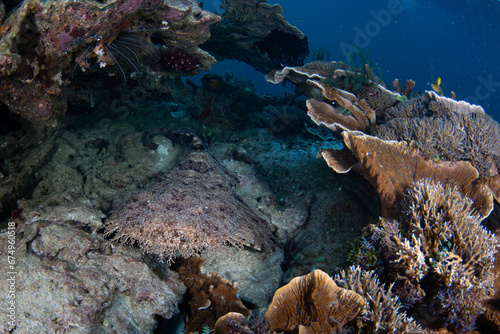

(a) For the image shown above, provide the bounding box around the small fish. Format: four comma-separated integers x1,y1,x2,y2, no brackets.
431,77,444,95
0,26,11,34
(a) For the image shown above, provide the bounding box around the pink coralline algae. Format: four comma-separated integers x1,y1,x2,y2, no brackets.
0,0,220,126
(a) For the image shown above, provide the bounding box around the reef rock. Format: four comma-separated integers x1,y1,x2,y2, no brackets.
0,216,185,333
201,246,284,308
0,0,220,126
203,0,309,73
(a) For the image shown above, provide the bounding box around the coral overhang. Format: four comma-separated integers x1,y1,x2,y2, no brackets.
0,0,220,126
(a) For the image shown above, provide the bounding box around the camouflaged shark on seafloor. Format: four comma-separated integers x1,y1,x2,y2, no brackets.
104,129,275,262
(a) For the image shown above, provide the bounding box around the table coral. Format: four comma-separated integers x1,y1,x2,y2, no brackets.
306,80,376,133
267,61,399,133
104,130,275,262
320,130,495,218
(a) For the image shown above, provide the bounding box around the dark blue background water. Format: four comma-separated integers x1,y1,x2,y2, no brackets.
205,0,500,121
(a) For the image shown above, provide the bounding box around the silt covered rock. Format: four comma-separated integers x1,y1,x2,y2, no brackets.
0,215,186,333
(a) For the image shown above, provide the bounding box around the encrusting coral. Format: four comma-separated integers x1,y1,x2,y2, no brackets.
104,130,274,262
264,269,365,334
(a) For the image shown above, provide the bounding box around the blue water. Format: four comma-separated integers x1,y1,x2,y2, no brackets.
206,0,500,121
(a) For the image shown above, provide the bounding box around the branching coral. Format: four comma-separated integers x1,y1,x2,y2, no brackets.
380,178,498,331
377,91,500,177
335,265,423,334
394,179,497,288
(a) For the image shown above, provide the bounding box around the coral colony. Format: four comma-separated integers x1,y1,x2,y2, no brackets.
1,0,500,334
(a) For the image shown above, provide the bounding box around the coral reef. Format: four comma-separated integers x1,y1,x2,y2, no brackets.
0,213,185,333
306,80,376,132
335,266,423,333
377,179,497,331
201,247,283,308
266,60,399,113
0,0,220,125
203,0,309,73
266,61,500,184
264,269,365,333
378,91,500,178
320,130,495,218
270,61,500,229
177,256,251,334
104,130,275,262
